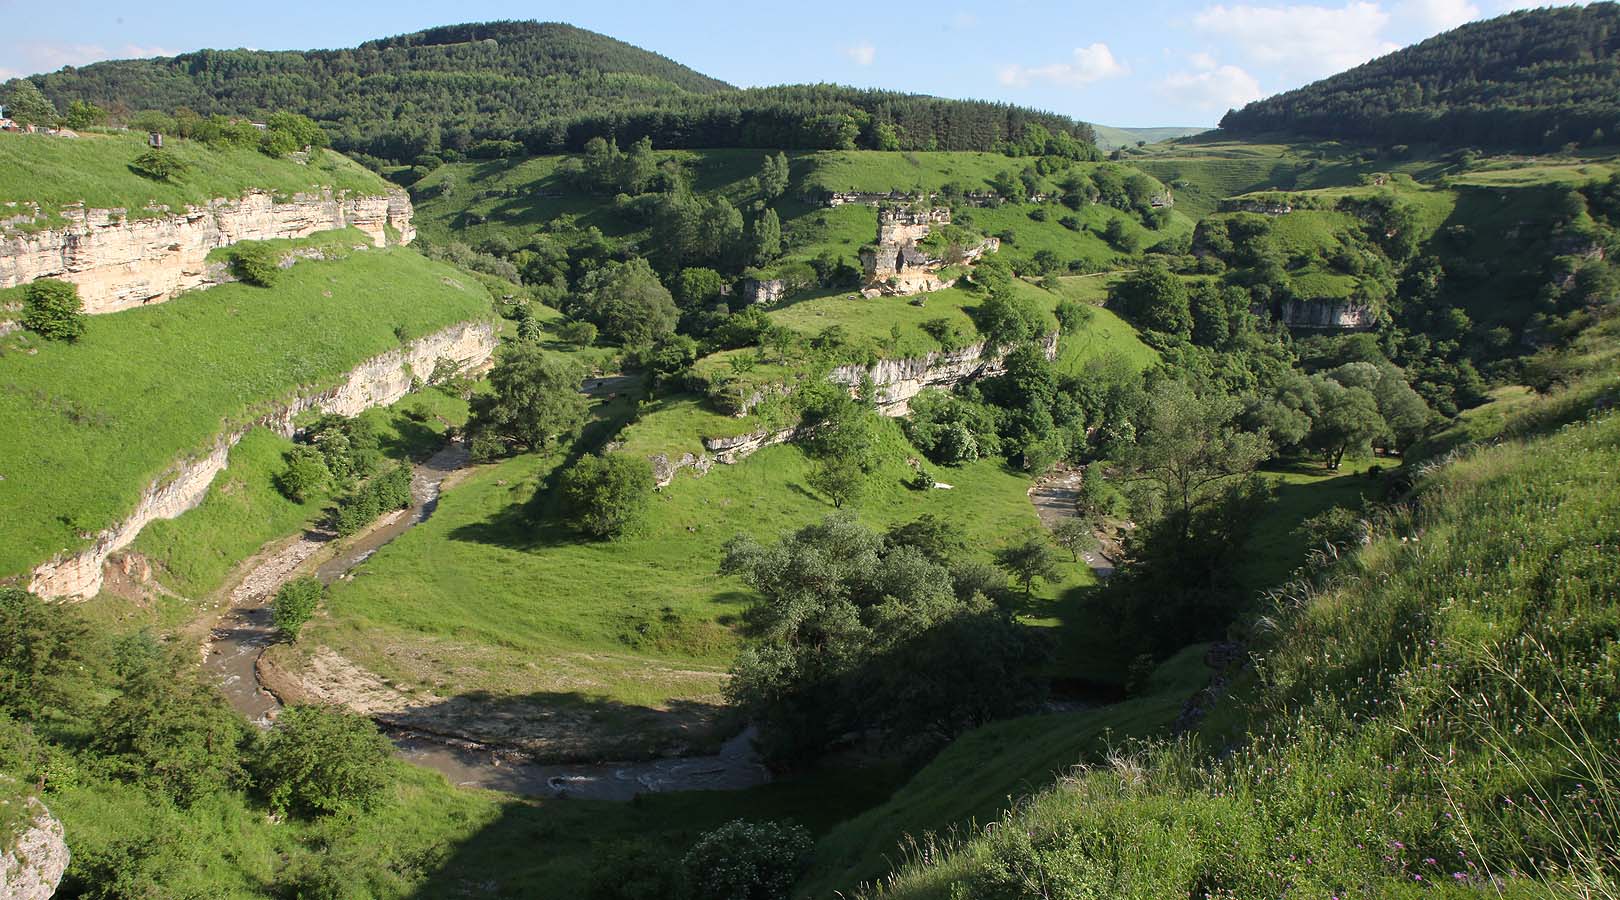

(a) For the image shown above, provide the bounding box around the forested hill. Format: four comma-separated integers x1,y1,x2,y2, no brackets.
1219,2,1620,148
14,20,1096,161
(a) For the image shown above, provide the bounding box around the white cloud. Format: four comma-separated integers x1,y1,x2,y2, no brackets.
1160,57,1266,112
1190,3,1399,79
1397,0,1482,30
999,43,1128,88
0,42,177,81
844,44,877,66
951,11,979,29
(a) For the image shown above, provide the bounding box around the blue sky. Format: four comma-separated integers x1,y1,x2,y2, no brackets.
0,0,1589,126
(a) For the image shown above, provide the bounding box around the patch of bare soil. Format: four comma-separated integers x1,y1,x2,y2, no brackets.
260,644,730,763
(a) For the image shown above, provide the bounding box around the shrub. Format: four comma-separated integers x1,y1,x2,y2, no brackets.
131,148,186,182
256,705,392,817
557,319,598,346
559,454,652,539
680,819,812,900
231,241,284,287
1054,299,1094,334
21,278,86,341
275,446,330,503
272,577,323,641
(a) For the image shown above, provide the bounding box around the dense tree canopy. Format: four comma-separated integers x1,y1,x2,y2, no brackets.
14,21,1095,161
1220,4,1620,148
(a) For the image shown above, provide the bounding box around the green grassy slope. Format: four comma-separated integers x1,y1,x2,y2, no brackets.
0,131,391,227
295,415,1086,758
1091,125,1208,151
845,370,1620,899
798,643,1214,897
0,248,492,579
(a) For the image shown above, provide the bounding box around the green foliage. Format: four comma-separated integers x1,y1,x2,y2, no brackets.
330,461,413,536
0,587,86,717
256,705,393,817
750,208,783,265
1113,260,1191,338
559,453,653,539
994,534,1061,600
4,80,57,126
466,343,590,458
1306,376,1389,469
230,240,283,287
91,639,250,805
274,445,330,503
676,267,727,307
64,99,106,129
557,319,599,346
273,577,324,641
1221,3,1620,148
130,147,187,181
1053,299,1093,335
721,515,1050,764
681,818,813,900
1050,518,1097,562
973,289,1049,351
572,257,679,347
21,278,85,341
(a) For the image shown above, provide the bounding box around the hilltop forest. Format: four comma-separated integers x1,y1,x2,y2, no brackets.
18,21,1097,161
1,7,1618,900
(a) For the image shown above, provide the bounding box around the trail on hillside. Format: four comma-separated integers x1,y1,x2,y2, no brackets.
203,381,769,800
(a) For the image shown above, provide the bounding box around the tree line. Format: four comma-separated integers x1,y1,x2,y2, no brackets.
1220,4,1620,149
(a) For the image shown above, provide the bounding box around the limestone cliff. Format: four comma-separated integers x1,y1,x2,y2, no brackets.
1274,297,1375,329
0,797,68,900
26,319,496,599
649,333,1058,486
0,187,415,314
831,332,1059,414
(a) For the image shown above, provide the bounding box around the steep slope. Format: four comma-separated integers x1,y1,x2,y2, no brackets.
16,22,1096,159
1091,124,1206,151
1220,2,1620,148
841,364,1620,898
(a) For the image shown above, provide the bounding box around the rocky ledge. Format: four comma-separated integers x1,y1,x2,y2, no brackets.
0,797,69,900
0,186,416,314
26,319,496,600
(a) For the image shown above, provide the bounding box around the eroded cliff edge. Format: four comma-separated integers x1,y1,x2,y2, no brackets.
1,186,416,314
27,319,496,600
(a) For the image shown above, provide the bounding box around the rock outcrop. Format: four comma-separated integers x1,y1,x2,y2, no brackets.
1273,297,1375,329
650,333,1058,486
0,797,69,900
858,206,998,298
831,332,1059,414
27,319,496,599
1,187,415,314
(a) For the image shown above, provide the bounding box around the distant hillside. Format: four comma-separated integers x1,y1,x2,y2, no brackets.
11,21,1095,161
1091,124,1206,150
1220,2,1620,148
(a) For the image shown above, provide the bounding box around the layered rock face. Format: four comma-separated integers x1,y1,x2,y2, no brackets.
649,333,1058,486
1274,297,1375,329
832,332,1059,415
27,319,496,599
1,187,415,314
0,798,69,900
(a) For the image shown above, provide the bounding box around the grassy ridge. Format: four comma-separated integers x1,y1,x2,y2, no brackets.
297,416,1089,756
845,371,1620,898
0,248,492,578
0,131,390,228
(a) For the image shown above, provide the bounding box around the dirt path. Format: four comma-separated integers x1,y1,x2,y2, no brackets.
1028,467,1117,580
202,402,769,801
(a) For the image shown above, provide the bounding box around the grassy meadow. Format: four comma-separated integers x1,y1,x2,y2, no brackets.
0,130,390,227
0,248,493,579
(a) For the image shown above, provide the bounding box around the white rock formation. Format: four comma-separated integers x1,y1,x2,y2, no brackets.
27,319,496,599
1,187,415,314
0,797,69,900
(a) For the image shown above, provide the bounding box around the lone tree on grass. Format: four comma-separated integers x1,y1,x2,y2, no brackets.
559,453,652,539
4,80,57,126
272,577,323,641
131,148,187,182
256,705,392,817
465,343,590,459
995,534,1061,601
21,279,86,341
1051,517,1097,563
